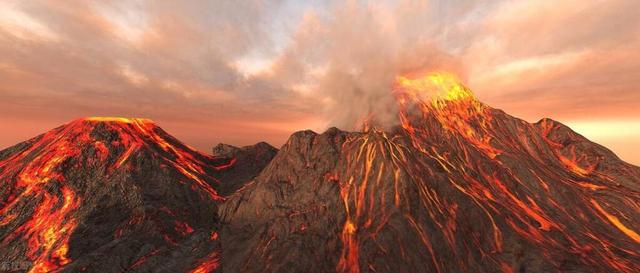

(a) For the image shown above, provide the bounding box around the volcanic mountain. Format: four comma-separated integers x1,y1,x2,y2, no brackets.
219,73,640,273
0,117,237,273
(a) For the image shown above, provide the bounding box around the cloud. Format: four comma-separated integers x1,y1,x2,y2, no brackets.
0,0,320,150
266,1,468,129
0,0,639,165
463,0,640,120
0,2,58,41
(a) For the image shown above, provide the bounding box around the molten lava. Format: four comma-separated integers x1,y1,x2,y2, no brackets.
0,117,233,272
395,72,476,107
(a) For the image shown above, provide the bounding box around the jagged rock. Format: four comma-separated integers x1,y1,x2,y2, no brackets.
212,142,278,196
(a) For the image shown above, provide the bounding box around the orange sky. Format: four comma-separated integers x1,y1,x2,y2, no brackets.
0,0,638,165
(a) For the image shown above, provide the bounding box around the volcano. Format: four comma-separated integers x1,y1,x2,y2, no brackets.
219,73,640,273
0,117,237,272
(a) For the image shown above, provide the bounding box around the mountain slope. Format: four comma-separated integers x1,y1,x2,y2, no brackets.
219,128,352,273
212,142,278,196
220,73,640,273
0,117,234,273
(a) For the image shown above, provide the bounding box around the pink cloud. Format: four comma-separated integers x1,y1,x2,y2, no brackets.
0,0,638,165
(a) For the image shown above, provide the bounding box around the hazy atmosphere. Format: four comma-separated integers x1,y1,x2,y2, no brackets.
1,0,638,164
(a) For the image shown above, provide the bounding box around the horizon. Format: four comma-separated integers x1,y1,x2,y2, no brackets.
1,112,637,167
1,0,638,165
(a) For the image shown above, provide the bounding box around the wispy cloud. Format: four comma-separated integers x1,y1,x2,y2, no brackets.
0,0,638,164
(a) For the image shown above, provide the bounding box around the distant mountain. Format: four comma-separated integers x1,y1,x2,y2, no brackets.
0,117,235,273
212,142,278,196
219,73,640,273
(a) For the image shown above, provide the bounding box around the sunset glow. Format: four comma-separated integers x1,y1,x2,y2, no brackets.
1,2,639,272
0,0,638,165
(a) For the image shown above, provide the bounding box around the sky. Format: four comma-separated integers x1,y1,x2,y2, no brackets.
0,0,639,165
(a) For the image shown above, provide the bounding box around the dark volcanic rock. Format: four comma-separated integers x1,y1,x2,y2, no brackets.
219,128,354,273
219,80,640,273
0,118,230,273
213,142,278,196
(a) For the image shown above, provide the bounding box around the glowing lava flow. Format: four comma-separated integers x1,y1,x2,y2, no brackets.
0,117,231,272
23,188,80,273
332,71,640,272
83,117,228,201
338,73,497,273
591,199,640,243
189,252,220,273
337,130,417,273
395,72,475,107
395,72,502,159
0,126,84,273
127,119,227,201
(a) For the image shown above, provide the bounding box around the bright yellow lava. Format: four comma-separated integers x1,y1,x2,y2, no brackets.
83,117,153,124
395,72,475,106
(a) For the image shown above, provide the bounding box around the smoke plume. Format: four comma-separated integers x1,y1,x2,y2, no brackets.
273,1,466,130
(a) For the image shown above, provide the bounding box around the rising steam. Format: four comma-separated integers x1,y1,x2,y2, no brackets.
274,1,467,130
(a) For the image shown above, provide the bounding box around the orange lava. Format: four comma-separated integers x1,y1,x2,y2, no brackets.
332,71,640,272
21,187,80,273
189,252,220,273
591,199,640,243
0,117,231,272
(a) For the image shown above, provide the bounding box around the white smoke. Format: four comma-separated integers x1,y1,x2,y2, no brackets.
271,1,467,130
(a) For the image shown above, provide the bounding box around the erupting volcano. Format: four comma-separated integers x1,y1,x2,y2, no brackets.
220,72,640,273
0,73,638,273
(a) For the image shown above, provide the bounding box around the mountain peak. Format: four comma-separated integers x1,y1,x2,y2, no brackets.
51,117,161,145
2,116,229,201
68,117,159,134
394,71,477,108
81,117,153,124
211,141,278,195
